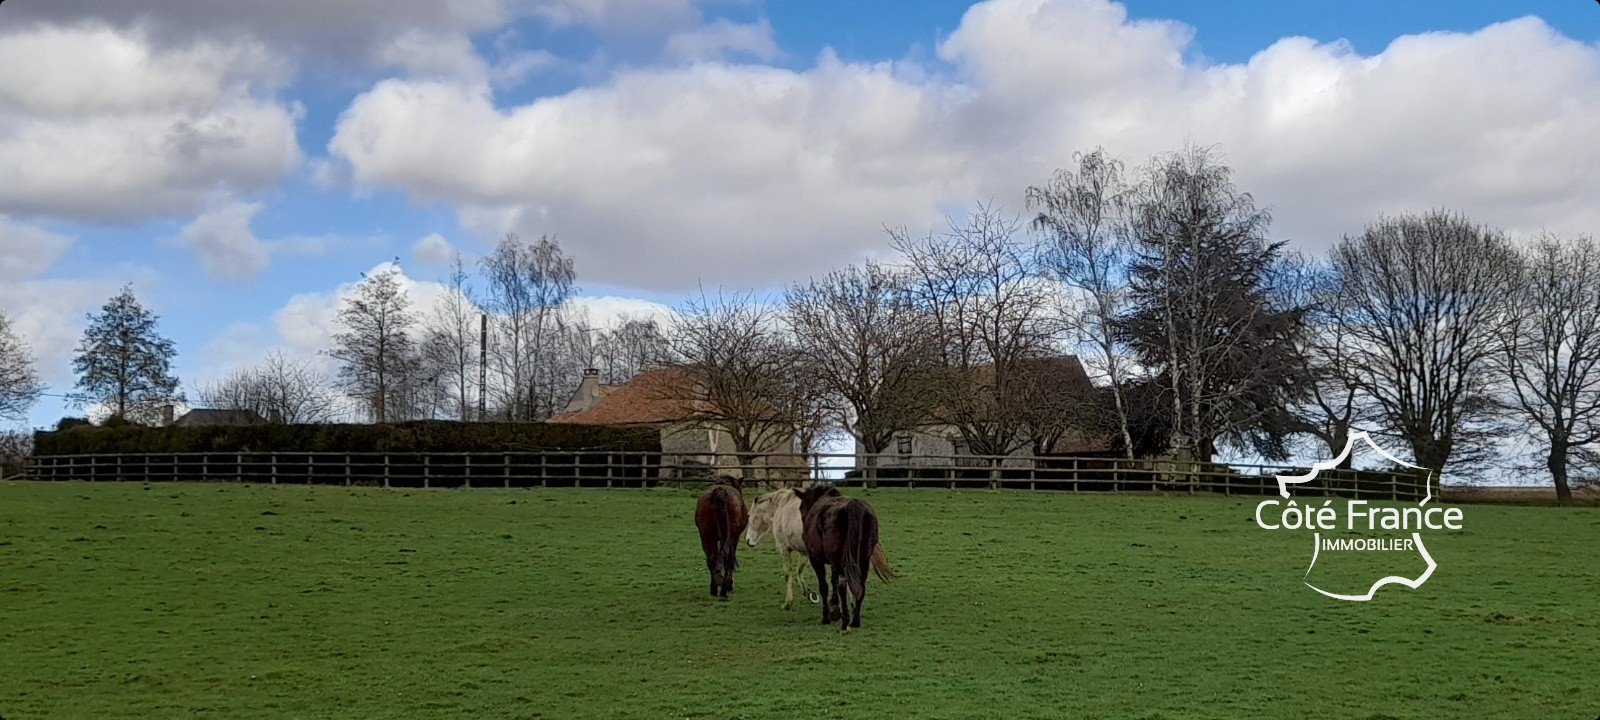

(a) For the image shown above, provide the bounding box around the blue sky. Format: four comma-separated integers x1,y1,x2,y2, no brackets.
3,0,1600,430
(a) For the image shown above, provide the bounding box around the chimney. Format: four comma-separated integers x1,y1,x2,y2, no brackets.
161,404,175,427
563,369,603,413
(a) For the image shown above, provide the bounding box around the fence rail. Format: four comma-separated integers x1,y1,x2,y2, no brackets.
19,451,1432,500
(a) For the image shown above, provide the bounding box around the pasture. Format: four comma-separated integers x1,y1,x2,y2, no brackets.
1,481,1595,719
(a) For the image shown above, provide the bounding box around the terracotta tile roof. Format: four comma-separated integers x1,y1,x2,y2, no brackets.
548,367,709,425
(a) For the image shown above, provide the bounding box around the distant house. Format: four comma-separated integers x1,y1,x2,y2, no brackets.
170,408,270,428
863,355,1114,468
550,367,803,478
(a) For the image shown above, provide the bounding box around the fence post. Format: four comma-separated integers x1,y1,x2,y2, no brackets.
344,454,351,486
1029,458,1036,491
383,455,390,489
606,453,614,489
116,454,123,482
270,454,278,485
464,455,472,489
1391,473,1399,502
423,455,430,489
503,454,510,489
540,454,547,488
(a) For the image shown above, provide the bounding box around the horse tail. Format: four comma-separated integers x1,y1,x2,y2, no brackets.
870,541,898,583
841,504,868,592
712,488,734,579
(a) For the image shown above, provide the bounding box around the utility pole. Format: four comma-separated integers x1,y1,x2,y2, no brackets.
478,312,488,421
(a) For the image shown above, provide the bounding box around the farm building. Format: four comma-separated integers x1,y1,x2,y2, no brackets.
550,367,804,478
863,355,1114,468
166,407,272,428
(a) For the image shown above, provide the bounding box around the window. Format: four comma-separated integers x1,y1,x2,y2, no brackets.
896,435,912,455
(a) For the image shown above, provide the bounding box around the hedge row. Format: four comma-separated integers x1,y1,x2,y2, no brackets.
32,421,661,456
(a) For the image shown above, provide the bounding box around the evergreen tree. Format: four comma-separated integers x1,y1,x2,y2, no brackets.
1116,147,1307,461
71,285,181,421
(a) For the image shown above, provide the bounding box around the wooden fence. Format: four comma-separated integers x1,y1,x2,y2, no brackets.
20,451,1432,500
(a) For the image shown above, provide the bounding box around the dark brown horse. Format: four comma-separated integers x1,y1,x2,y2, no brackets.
795,484,896,631
694,475,748,599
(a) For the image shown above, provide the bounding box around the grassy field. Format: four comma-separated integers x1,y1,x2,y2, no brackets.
1,481,1595,719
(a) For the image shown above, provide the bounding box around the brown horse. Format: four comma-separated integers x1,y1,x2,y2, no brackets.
694,475,748,600
795,483,896,631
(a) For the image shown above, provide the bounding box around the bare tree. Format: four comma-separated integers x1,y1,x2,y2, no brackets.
327,267,419,423
419,254,483,421
784,261,932,462
196,351,341,424
1497,234,1600,504
892,205,1058,458
670,292,797,474
1028,148,1139,457
1329,210,1518,475
594,316,670,384
1116,146,1306,462
0,311,42,422
1278,253,1363,467
479,233,577,420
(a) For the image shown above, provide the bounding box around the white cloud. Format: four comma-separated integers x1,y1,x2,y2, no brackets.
0,24,301,224
373,30,492,85
664,18,780,63
193,322,273,387
329,0,1600,292
180,203,272,282
0,217,114,390
527,0,700,33
0,217,73,280
5,0,508,61
272,262,455,360
412,233,460,266
569,296,676,329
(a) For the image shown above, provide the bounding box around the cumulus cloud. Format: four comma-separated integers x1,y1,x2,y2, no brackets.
0,217,73,280
527,0,701,34
0,219,123,388
664,18,781,63
569,296,676,329
180,203,272,282
329,0,1600,292
0,24,301,224
412,233,460,266
272,262,457,361
3,0,507,61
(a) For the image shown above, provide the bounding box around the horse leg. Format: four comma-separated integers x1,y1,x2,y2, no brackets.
834,568,851,632
811,557,830,625
780,547,794,611
850,576,865,629
702,537,720,598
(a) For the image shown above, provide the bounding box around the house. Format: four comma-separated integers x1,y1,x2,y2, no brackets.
862,355,1114,468
170,408,271,428
550,367,804,478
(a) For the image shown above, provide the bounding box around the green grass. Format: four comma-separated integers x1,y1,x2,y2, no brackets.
1,481,1596,719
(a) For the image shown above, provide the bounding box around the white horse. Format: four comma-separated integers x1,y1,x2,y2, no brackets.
745,488,820,609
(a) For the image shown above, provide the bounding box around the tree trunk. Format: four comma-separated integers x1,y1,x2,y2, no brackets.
1325,422,1352,470
1548,439,1573,507
1410,436,1451,477
858,434,887,490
